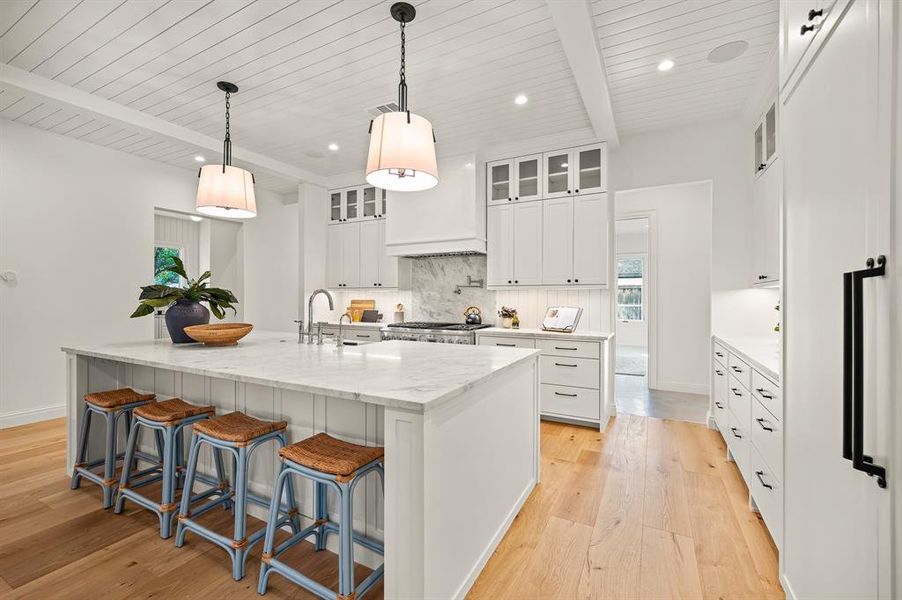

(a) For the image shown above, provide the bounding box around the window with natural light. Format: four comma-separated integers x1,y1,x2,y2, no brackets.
154,246,182,286
617,255,645,322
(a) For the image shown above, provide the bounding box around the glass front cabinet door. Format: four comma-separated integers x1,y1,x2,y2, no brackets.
514,154,541,201
330,190,343,222
345,188,359,221
543,150,572,199
487,160,514,204
574,144,606,194
362,185,378,218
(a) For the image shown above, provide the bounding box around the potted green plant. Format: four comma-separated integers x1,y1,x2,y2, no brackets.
131,256,239,343
498,306,517,329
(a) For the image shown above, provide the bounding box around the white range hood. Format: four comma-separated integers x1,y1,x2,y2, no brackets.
384,153,486,256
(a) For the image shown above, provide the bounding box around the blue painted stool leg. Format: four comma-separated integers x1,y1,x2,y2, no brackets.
114,419,141,514
159,425,177,539
232,445,249,581
314,481,327,551
102,410,118,509
174,429,185,490
338,481,354,597
175,434,203,548
258,465,290,595
70,404,92,490
213,447,231,511
154,429,165,462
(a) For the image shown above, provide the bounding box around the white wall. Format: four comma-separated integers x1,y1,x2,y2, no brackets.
208,218,244,322
616,181,712,394
0,121,199,426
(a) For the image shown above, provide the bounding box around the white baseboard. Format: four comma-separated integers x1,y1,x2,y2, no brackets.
652,381,709,395
452,476,536,600
780,572,797,600
0,403,66,429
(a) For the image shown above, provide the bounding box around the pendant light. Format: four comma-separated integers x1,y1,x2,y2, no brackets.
195,81,257,218
366,2,438,192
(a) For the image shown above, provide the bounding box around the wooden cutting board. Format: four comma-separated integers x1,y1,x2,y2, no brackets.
348,299,376,322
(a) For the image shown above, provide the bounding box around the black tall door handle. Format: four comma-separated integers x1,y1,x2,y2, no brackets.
843,256,887,488
800,23,815,35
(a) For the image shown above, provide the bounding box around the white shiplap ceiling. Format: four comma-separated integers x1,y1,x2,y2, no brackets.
1,0,776,192
594,0,778,135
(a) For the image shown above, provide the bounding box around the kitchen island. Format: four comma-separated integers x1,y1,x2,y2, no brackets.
62,331,540,599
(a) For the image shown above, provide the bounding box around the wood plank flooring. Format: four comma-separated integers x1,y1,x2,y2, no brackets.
0,416,781,599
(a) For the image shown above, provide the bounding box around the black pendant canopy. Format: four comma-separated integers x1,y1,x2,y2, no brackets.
390,2,416,23
217,81,238,94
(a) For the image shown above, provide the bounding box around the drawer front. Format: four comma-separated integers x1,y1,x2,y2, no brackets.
751,399,783,482
749,444,783,549
727,374,751,423
540,355,599,389
712,342,728,366
536,338,600,359
478,335,536,349
725,410,750,479
541,384,600,420
345,330,380,342
727,352,752,390
751,369,782,420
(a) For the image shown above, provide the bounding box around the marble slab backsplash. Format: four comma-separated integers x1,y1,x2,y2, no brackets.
409,254,497,324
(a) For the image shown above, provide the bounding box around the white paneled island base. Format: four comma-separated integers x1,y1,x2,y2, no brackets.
62,333,540,599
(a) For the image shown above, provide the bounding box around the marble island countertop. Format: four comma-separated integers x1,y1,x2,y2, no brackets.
62,331,538,412
713,335,781,382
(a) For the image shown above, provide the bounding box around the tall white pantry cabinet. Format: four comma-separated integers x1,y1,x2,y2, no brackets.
780,0,899,598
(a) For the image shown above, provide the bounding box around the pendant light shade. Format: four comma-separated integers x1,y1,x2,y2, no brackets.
365,2,438,192
196,81,256,218
366,111,437,191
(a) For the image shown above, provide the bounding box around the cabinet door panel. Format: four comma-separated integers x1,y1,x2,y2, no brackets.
513,201,543,284
543,150,572,198
514,154,541,201
763,158,780,282
360,220,381,287
541,197,573,284
362,185,378,218
326,225,342,288
487,160,513,204
340,223,360,287
330,190,343,222
574,144,605,194
573,194,609,285
379,221,398,287
487,205,514,285
345,188,359,221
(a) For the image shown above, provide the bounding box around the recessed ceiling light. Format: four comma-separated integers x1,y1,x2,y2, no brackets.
194,155,205,162
328,143,339,151
707,40,749,63
657,59,675,72
514,94,528,105
190,215,203,222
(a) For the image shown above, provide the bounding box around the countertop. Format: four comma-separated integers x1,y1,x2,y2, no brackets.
476,327,612,342
62,331,539,413
713,335,780,382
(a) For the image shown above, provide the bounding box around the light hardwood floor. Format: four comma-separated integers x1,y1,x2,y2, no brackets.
0,416,781,599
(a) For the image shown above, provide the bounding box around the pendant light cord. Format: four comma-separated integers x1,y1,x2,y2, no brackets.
222,90,232,172
398,20,408,113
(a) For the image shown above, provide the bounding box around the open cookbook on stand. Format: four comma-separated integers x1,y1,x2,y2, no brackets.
542,307,583,332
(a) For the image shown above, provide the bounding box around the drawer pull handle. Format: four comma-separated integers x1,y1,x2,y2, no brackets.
355,334,369,338
554,392,578,397
554,362,578,367
555,346,578,351
755,470,773,489
715,369,724,376
496,343,516,347
731,366,743,373
730,427,742,439
730,388,742,397
715,351,724,357
756,417,774,432
755,387,774,400
714,401,724,409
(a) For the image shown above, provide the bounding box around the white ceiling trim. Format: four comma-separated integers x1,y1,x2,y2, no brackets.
546,0,619,146
0,61,323,187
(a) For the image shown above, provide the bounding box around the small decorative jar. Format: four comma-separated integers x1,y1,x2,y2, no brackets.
501,317,513,329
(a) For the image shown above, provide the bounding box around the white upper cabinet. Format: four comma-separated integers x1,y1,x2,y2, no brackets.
754,101,778,176
513,201,543,285
487,160,514,205
543,149,572,199
330,190,343,223
542,198,574,285
573,144,606,195
780,0,834,88
487,204,514,286
328,185,387,223
514,154,542,201
379,221,398,288
573,194,609,285
326,224,342,287
344,188,359,222
752,158,780,286
326,223,361,288
360,220,382,287
329,220,398,289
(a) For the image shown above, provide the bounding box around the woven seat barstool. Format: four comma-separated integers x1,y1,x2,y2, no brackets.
175,411,302,581
258,433,385,600
114,398,230,538
70,388,159,508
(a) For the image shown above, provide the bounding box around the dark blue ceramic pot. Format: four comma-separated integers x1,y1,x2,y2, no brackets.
164,299,210,343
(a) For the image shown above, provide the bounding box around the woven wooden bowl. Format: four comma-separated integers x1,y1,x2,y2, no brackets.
183,323,253,346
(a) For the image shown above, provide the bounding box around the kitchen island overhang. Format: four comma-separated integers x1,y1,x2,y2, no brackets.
62,333,540,600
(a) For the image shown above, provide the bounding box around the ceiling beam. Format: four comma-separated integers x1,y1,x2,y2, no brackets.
546,0,619,146
0,63,326,187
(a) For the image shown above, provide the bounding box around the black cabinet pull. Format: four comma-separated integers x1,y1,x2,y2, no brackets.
730,388,742,397
730,427,742,439
554,391,578,397
756,417,774,432
843,255,888,488
755,387,774,400
567,279,571,283
515,196,519,200
731,365,743,373
715,351,724,357
755,470,773,489
496,343,516,347
508,280,512,284
715,369,724,376
555,346,578,351
514,280,519,284
715,401,724,409
567,190,571,194
800,23,815,35
554,362,578,368
575,279,579,283
575,189,579,193
808,7,823,20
